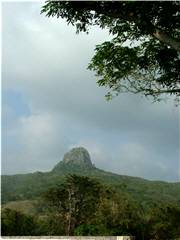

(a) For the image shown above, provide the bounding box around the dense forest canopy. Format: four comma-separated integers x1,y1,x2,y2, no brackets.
41,1,180,106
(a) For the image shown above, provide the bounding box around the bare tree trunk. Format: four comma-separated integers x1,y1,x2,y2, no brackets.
67,190,72,236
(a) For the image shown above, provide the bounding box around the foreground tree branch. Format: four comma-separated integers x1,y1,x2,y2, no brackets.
92,7,180,53
41,1,180,106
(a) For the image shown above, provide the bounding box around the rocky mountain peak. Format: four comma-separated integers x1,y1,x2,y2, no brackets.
63,147,92,167
52,147,94,172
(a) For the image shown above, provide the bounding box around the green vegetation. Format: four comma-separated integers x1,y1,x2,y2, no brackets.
0,200,37,216
41,1,180,106
1,174,180,239
1,148,180,238
41,174,103,236
1,165,180,206
1,208,40,236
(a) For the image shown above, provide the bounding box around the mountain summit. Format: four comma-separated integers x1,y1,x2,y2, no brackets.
62,147,92,167
52,147,95,172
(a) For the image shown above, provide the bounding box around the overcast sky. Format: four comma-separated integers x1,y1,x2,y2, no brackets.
1,2,179,182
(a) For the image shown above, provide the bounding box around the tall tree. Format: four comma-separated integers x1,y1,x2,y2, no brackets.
41,174,102,235
41,1,180,106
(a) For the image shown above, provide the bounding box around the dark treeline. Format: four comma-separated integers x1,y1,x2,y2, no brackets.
1,174,180,239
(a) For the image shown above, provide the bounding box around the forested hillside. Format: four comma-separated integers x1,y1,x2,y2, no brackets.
2,148,180,207
1,148,180,238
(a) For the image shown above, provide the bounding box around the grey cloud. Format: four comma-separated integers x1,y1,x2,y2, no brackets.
2,2,179,181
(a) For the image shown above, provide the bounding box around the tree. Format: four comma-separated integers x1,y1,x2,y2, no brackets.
41,174,102,235
1,208,39,236
93,187,139,236
41,1,180,106
41,174,140,237
147,203,180,239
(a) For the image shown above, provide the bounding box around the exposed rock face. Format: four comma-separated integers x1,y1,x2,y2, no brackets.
52,147,94,172
63,147,92,168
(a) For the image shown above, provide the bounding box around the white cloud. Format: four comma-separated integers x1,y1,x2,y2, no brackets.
2,112,71,174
